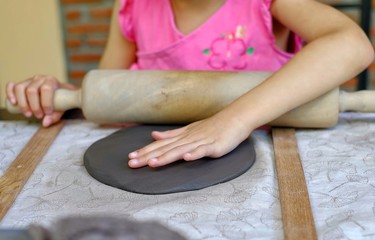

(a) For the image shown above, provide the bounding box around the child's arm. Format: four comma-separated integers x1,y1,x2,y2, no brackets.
5,0,136,127
128,0,374,168
98,0,136,69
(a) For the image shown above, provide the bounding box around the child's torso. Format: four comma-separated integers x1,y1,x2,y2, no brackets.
119,0,303,71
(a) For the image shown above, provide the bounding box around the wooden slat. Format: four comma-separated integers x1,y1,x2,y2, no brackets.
272,128,317,240
0,121,65,220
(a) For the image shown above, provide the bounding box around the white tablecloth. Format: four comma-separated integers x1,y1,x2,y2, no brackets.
1,113,375,239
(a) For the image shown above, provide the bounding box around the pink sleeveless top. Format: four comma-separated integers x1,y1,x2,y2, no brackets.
118,0,303,71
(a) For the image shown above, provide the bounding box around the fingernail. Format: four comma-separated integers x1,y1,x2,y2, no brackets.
43,115,52,127
129,151,138,158
183,153,192,160
10,97,16,105
35,112,43,119
129,159,139,166
24,111,32,118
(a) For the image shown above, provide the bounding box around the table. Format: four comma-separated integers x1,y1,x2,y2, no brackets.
1,113,375,239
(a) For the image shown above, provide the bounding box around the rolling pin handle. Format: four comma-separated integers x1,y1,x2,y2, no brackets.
5,89,82,114
339,90,375,112
54,89,82,111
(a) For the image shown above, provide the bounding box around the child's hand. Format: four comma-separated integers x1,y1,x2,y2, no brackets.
6,75,76,127
127,113,251,168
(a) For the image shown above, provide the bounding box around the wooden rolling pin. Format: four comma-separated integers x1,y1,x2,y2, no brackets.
6,70,375,128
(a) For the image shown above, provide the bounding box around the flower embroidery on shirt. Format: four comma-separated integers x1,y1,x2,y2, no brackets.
203,25,254,70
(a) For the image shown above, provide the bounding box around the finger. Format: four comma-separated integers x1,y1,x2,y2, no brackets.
14,80,33,117
128,138,184,168
6,82,16,104
130,126,189,158
147,141,205,167
128,158,148,168
40,76,59,115
42,112,64,127
128,136,177,159
151,126,187,140
182,143,218,161
26,77,46,119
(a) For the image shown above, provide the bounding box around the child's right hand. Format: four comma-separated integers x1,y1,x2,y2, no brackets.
6,75,77,127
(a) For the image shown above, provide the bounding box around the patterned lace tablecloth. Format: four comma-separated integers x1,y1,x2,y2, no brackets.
1,113,375,239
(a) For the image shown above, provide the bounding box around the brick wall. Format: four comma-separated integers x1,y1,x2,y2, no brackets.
60,0,114,85
60,0,375,90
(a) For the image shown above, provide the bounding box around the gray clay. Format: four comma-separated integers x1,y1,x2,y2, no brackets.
84,125,256,194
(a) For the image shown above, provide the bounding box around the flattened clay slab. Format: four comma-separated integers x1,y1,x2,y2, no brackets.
84,125,256,194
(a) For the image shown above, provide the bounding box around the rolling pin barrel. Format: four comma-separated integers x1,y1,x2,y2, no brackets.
82,70,275,124
5,70,345,128
339,90,375,112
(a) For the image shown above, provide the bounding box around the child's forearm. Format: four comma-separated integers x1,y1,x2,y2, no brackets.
220,26,374,134
98,0,137,70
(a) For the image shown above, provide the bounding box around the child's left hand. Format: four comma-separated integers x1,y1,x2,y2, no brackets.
127,113,251,168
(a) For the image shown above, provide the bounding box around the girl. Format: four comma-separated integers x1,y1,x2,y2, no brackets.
6,0,374,169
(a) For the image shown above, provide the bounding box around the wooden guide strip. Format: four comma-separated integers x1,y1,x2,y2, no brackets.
0,121,65,220
272,128,317,240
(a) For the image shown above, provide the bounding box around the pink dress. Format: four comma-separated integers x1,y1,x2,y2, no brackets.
118,0,303,71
